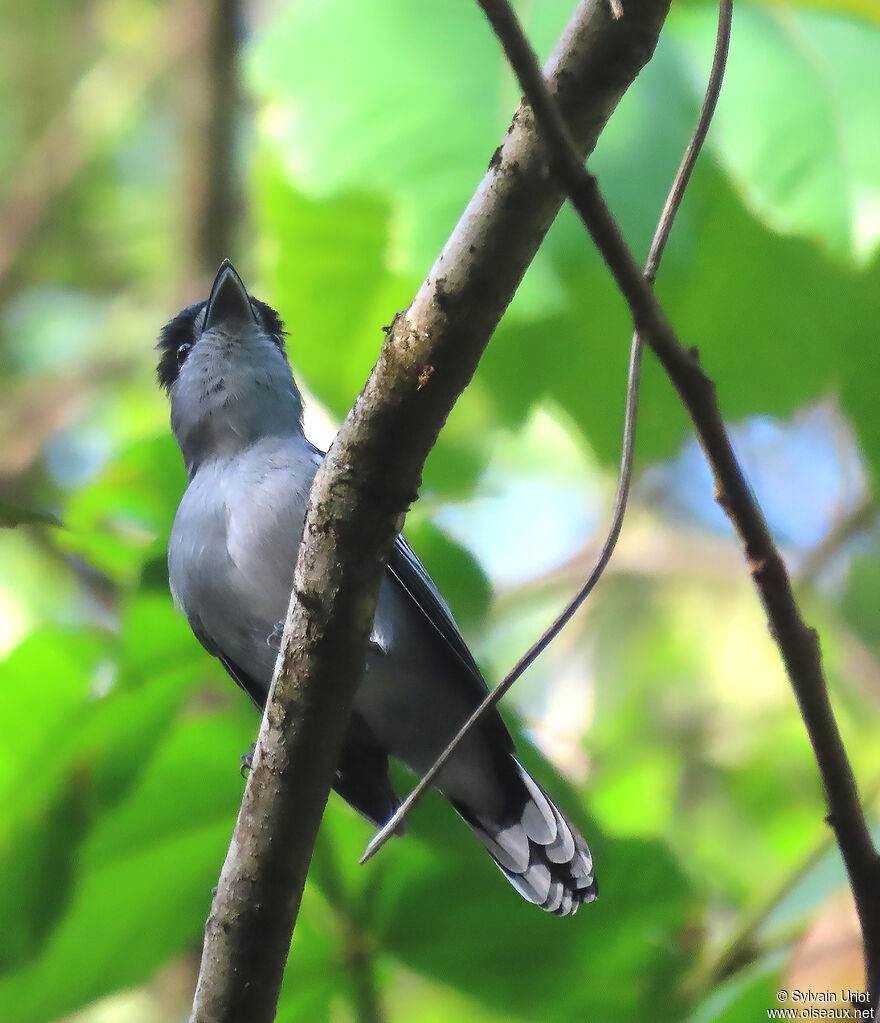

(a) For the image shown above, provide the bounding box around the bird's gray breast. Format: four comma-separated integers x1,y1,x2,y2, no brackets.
168,436,318,682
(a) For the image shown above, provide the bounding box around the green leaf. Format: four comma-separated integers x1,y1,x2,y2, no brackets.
0,630,102,802
250,1,561,274
59,435,185,583
250,0,880,489
252,157,492,497
0,596,210,985
672,4,880,265
0,784,91,972
253,158,401,419
249,0,586,320
368,803,692,1021
841,552,880,654
689,956,785,1023
0,712,250,1023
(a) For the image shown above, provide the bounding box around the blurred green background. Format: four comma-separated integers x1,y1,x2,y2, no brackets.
2,0,880,1019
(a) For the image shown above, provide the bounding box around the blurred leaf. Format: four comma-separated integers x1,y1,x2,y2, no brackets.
0,630,104,973
249,0,575,293
306,738,695,1022
274,907,339,1023
0,711,250,1023
0,630,102,801
674,4,880,265
369,803,691,1021
0,781,90,971
253,157,493,498
0,595,213,1003
688,958,785,1023
59,435,185,583
841,552,880,653
780,0,880,27
250,0,880,490
254,159,398,418
0,596,200,828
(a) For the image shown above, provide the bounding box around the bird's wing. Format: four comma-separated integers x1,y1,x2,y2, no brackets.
389,535,485,685
387,535,486,687
180,606,267,710
387,534,514,752
218,652,266,711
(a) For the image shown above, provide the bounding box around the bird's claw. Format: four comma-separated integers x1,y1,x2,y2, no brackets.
240,742,256,778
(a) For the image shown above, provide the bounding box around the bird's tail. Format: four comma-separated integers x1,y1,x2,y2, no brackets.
453,759,597,915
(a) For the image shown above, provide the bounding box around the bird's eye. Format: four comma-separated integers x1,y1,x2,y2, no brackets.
176,342,193,367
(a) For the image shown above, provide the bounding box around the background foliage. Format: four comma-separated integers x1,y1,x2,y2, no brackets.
1,0,879,1020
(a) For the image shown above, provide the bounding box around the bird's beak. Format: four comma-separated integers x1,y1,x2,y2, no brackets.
204,259,258,331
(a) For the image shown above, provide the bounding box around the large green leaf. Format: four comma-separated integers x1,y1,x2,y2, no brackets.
248,0,574,283
0,592,215,981
252,158,495,497
673,4,880,265
0,711,251,1022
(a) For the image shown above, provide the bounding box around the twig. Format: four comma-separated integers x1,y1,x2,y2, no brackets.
360,0,732,866
188,4,672,1021
471,0,880,1009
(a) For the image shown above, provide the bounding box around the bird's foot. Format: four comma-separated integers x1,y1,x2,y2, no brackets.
240,742,256,778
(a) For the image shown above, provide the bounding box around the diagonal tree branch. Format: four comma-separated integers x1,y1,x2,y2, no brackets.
471,0,880,1008
188,2,672,1021
361,0,733,865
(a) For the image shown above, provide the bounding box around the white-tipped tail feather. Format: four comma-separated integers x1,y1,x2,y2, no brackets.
460,760,596,915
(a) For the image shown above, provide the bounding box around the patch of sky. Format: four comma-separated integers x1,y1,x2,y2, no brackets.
433,404,606,588
639,402,869,560
45,416,114,488
435,401,871,593
1,286,109,375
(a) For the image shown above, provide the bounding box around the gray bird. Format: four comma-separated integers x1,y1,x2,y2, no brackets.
158,260,597,914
